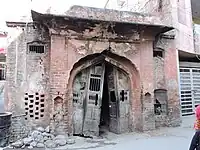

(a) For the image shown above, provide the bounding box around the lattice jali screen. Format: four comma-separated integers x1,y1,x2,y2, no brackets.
24,93,45,120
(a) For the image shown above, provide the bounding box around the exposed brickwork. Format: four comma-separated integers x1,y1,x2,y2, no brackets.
140,41,155,131
5,6,181,139
5,25,50,141
49,32,179,133
154,36,181,127
9,115,30,143
154,57,165,89
50,35,69,134
164,45,181,126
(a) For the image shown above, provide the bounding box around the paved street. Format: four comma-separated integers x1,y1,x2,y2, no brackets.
61,116,194,150
54,115,196,150
2,116,196,150
59,127,193,150
58,115,196,150
84,128,194,150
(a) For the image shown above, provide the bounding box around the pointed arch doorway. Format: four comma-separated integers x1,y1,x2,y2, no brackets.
71,52,139,137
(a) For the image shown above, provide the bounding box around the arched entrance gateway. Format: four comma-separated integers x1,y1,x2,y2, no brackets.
69,50,141,137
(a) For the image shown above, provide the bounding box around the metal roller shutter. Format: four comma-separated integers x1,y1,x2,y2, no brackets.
180,68,200,116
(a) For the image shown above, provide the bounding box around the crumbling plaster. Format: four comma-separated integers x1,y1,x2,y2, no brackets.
5,6,181,141
49,22,158,133
5,25,51,141
154,36,181,127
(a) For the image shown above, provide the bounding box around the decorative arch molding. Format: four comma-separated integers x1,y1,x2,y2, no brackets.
68,50,140,87
66,50,142,133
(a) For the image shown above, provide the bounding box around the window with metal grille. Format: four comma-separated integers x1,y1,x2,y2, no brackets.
29,45,45,54
89,77,101,91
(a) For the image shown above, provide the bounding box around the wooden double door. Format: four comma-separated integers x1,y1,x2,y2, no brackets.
72,62,130,136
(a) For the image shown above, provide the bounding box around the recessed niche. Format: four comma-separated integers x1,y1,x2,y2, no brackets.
54,96,64,116
154,89,168,115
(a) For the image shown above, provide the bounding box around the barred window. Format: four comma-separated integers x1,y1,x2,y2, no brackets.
28,45,45,54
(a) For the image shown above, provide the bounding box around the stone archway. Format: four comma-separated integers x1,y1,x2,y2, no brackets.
66,51,141,136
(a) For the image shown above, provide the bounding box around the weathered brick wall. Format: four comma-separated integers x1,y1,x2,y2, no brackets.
9,115,30,143
5,21,180,139
154,57,165,89
5,25,50,141
154,36,181,127
164,41,181,127
49,36,69,134
153,56,168,128
130,0,194,53
125,0,174,27
140,41,155,131
49,28,158,133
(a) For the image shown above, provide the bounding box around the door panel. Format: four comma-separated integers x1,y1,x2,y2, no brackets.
116,68,130,133
107,66,119,133
83,63,105,136
72,70,88,135
73,62,130,135
107,67,130,134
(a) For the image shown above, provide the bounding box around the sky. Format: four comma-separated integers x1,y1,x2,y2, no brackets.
0,0,109,30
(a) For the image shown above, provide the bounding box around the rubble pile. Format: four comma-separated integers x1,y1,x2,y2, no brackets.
10,126,75,149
